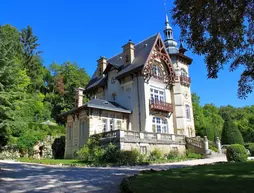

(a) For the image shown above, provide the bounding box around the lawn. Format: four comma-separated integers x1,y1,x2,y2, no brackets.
17,158,87,166
123,162,254,193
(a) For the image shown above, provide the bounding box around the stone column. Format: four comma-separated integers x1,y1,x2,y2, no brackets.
204,136,209,155
216,137,222,154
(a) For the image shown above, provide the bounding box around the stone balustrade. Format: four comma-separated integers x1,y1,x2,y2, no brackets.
94,130,186,145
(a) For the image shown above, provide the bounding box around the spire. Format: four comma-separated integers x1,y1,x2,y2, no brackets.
163,2,178,54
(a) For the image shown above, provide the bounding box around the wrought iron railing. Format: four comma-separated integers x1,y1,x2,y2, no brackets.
150,100,173,113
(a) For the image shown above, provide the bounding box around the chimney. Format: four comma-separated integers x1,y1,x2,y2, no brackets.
76,87,84,107
122,40,135,65
97,56,107,77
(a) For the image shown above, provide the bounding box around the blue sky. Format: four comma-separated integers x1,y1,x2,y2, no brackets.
1,0,253,107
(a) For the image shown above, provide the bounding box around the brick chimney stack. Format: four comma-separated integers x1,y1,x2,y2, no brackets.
122,40,135,65
76,87,84,107
97,56,107,77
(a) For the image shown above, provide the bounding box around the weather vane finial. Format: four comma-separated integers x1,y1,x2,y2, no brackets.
164,0,167,14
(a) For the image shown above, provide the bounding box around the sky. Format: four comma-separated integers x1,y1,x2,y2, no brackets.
1,0,253,107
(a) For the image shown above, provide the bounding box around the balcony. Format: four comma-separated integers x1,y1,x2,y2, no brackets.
180,76,191,86
150,100,173,113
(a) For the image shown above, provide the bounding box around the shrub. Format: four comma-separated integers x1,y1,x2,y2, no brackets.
186,150,202,159
167,150,180,160
52,136,65,159
245,143,254,156
210,146,218,152
226,144,248,162
149,148,163,161
119,149,139,165
101,143,120,163
221,114,244,145
77,145,90,162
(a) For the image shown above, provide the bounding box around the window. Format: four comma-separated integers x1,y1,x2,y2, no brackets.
102,119,108,132
150,88,164,103
116,120,122,130
68,123,72,140
79,120,85,143
152,117,168,133
181,68,188,77
126,88,132,99
152,65,162,78
110,119,114,131
186,104,191,120
112,93,116,101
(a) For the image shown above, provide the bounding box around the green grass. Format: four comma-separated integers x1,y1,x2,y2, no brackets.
17,158,88,166
125,162,254,193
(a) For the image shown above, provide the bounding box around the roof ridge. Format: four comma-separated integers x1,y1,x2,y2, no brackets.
107,33,160,61
133,33,159,47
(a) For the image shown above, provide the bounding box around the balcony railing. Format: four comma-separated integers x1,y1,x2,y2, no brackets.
150,100,173,113
180,75,191,86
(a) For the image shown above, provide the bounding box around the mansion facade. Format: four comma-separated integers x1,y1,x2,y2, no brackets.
62,14,195,158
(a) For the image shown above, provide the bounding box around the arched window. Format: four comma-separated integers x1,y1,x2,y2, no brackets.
185,104,191,120
181,68,188,77
152,65,163,78
79,120,85,143
152,117,168,133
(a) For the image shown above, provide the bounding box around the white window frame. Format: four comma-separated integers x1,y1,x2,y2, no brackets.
152,117,168,133
150,87,165,103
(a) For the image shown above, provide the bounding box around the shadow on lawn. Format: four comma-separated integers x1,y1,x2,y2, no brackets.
0,161,188,193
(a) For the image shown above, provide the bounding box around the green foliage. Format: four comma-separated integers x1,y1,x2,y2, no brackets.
149,148,163,161
245,143,254,156
186,150,202,159
167,150,180,160
172,0,253,99
0,24,87,152
52,136,65,159
226,144,248,162
221,114,244,145
101,143,121,163
77,137,104,162
119,149,139,165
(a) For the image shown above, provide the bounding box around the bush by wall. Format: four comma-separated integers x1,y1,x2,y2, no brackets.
119,149,139,165
148,148,163,161
186,150,203,159
226,144,248,162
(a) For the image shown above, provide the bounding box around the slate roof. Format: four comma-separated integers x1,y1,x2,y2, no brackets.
59,99,131,117
85,33,159,92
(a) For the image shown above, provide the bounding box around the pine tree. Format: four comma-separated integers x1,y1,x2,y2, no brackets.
221,114,244,145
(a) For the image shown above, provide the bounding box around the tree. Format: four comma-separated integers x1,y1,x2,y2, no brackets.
191,93,205,135
221,114,244,145
46,62,90,121
20,26,44,91
0,25,30,147
172,0,254,99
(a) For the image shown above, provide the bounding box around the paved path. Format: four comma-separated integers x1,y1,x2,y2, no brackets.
0,156,226,193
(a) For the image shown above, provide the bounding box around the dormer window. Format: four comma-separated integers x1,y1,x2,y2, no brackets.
152,65,163,79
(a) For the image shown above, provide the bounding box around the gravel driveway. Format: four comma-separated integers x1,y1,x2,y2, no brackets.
0,156,226,193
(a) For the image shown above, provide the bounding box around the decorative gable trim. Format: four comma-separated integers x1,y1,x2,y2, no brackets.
143,34,176,87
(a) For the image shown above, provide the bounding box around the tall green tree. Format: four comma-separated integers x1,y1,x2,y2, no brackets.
0,25,30,147
221,114,244,145
172,0,254,99
20,26,44,91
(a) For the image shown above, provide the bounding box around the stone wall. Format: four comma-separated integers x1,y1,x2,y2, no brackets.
0,135,57,159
